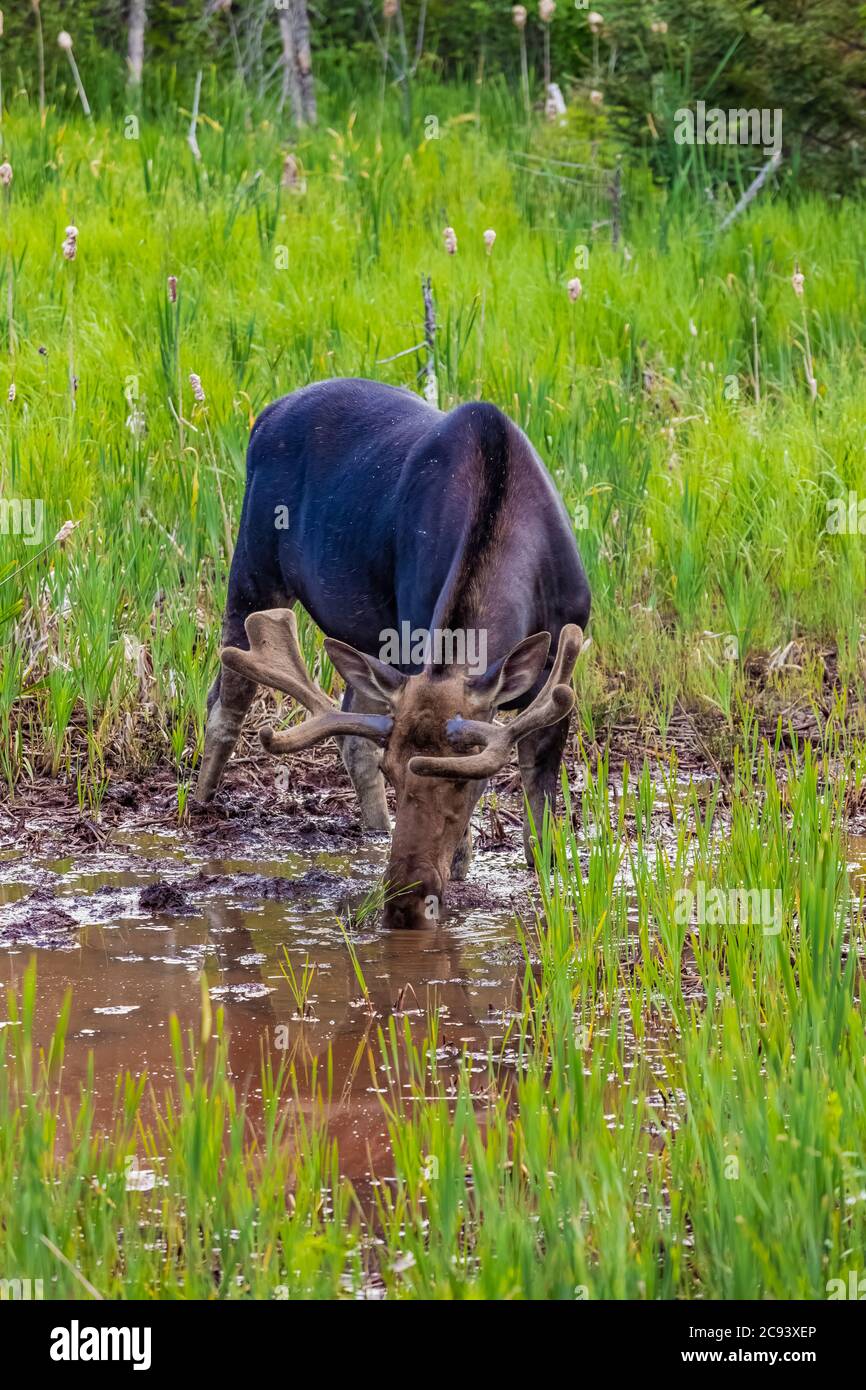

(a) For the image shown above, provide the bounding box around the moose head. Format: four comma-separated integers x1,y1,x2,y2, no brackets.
221,610,583,928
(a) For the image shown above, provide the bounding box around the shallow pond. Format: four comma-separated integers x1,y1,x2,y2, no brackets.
4,774,863,1187
0,819,537,1181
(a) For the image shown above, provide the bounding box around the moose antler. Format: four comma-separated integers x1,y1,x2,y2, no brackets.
221,609,393,754
407,624,583,780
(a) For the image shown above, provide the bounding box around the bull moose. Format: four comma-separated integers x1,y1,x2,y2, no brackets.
194,378,590,928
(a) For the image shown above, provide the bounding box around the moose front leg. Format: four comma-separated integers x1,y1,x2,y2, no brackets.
449,781,486,881
194,602,266,807
450,828,473,880
517,716,571,868
339,689,391,834
195,665,257,805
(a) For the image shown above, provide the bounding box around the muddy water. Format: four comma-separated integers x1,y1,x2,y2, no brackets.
0,826,535,1180
7,782,857,1185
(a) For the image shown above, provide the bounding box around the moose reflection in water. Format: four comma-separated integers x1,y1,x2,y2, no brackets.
12,853,533,1183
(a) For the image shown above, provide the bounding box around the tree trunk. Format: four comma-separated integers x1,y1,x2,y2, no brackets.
277,0,316,126
277,8,303,125
292,0,317,126
127,0,147,87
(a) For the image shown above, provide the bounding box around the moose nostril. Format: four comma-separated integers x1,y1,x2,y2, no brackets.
391,903,419,930
385,863,443,929
384,888,440,929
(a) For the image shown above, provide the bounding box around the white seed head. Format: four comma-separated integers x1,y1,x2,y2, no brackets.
7,382,15,403
650,20,668,34
57,30,73,52
539,0,556,22
189,372,206,403
62,224,78,260
588,11,604,32
483,228,497,254
567,277,583,301
383,0,399,17
512,4,527,28
791,266,805,298
443,225,458,256
0,162,12,187
589,89,604,106
54,520,78,546
167,274,177,303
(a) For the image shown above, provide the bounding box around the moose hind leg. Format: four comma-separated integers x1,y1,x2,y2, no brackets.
517,716,571,869
339,689,390,834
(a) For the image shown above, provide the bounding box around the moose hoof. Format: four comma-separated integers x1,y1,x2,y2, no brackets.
361,811,389,834
523,829,539,871
524,832,556,872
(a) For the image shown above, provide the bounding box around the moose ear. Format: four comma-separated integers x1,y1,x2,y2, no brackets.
467,632,552,708
324,639,408,709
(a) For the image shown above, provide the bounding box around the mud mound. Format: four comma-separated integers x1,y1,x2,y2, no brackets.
0,886,78,950
138,881,193,914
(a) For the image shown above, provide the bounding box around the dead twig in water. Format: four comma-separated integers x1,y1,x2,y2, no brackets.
675,698,730,788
